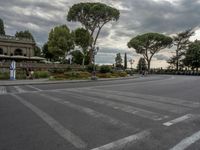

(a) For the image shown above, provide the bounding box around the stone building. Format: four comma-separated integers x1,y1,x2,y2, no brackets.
0,35,43,61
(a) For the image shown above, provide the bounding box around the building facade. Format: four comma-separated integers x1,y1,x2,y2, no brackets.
0,35,35,58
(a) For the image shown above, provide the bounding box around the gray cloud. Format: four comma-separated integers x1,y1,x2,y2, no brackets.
0,0,200,67
154,54,170,61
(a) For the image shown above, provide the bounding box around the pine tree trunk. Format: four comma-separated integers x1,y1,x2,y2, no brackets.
148,60,151,73
176,50,179,71
82,56,85,68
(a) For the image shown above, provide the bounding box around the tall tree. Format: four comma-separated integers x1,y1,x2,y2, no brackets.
15,30,35,41
48,25,74,61
128,33,172,72
71,50,90,65
42,42,54,61
0,18,5,35
183,40,200,71
115,53,123,68
74,28,91,66
34,46,42,57
67,2,120,63
137,58,147,72
171,29,194,71
124,53,127,69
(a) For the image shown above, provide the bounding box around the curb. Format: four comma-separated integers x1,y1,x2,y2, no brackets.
0,76,140,86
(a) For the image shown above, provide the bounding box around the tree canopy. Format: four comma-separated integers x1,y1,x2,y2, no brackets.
128,32,172,72
67,2,120,63
71,50,90,65
48,25,74,61
74,28,91,66
74,28,91,50
137,58,147,72
34,45,42,57
15,30,35,41
0,18,5,35
15,30,42,56
170,29,194,70
42,42,54,61
115,53,123,68
183,40,200,71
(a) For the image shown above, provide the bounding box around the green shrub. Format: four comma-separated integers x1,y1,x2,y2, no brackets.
51,74,66,80
0,72,9,80
59,71,91,79
99,65,111,73
78,72,91,78
97,73,112,78
86,64,98,73
112,71,127,77
16,74,26,79
49,68,67,74
34,71,49,79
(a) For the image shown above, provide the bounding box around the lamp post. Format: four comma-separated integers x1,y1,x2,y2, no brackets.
91,46,99,80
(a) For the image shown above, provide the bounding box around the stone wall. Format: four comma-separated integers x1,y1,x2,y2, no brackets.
0,62,82,70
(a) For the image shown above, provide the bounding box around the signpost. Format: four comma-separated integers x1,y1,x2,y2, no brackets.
10,60,16,80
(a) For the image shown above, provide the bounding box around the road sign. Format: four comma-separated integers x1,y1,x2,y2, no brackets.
10,60,16,80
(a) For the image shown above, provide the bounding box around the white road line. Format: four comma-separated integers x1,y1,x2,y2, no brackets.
169,130,200,150
0,86,7,95
91,130,150,150
26,85,42,91
88,89,200,109
163,114,194,126
39,93,133,130
86,76,174,89
74,88,189,114
59,90,168,121
11,94,87,149
14,86,26,93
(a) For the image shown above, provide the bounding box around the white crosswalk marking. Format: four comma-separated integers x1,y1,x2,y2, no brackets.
163,114,195,126
0,86,7,95
170,130,200,150
14,86,26,93
86,88,200,108
91,130,150,150
58,90,169,121
26,85,42,91
72,88,190,114
11,94,87,149
39,93,135,130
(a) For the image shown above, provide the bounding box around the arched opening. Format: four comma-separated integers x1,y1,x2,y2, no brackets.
14,49,23,56
0,48,3,55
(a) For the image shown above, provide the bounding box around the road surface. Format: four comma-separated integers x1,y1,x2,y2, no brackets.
1,75,200,150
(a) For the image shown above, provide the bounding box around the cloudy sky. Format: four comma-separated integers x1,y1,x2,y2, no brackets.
1,0,200,68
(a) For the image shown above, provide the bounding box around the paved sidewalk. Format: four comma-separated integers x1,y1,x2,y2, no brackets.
0,75,140,86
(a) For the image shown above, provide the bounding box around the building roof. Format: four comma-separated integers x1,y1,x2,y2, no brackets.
0,55,45,61
0,35,35,44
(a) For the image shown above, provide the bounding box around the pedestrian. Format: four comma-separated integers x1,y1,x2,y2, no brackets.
26,67,29,79
30,69,34,79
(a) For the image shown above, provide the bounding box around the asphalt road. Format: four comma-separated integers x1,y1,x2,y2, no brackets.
1,75,200,150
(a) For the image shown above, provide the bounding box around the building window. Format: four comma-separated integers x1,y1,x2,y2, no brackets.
0,48,3,55
14,49,23,56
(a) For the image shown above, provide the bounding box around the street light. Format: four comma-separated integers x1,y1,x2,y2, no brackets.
91,46,99,80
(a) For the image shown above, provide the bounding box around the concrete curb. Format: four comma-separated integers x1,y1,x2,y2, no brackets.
0,76,140,86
